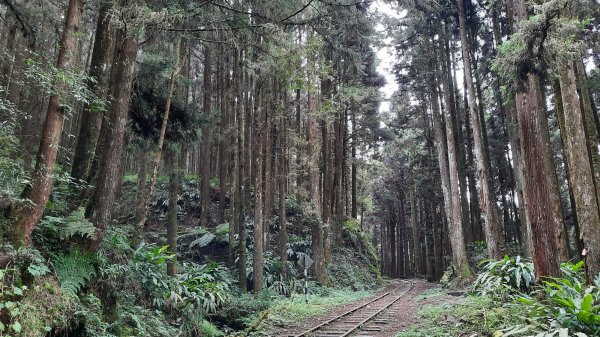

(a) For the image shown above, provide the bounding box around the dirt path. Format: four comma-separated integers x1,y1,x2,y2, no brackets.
272,279,434,337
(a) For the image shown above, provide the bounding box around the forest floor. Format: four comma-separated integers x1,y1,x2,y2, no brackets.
269,279,439,337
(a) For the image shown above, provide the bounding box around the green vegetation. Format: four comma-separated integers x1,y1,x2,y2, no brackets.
400,258,600,337
397,294,528,337
223,288,376,336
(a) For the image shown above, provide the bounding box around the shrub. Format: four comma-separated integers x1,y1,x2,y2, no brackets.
473,256,535,298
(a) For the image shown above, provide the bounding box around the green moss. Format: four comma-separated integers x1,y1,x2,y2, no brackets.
18,277,78,337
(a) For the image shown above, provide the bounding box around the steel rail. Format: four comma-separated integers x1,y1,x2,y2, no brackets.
293,280,414,337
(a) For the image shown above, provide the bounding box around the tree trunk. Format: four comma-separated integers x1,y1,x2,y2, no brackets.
308,86,325,284
252,89,265,294
11,0,84,246
200,45,213,228
87,16,140,248
278,107,288,281
552,78,582,260
71,3,115,182
410,188,420,277
517,75,563,279
440,25,472,278
457,0,503,259
558,63,600,280
351,109,358,219
167,149,181,276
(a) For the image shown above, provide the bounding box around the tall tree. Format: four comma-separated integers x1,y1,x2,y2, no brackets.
10,0,84,246
87,1,141,248
457,0,503,259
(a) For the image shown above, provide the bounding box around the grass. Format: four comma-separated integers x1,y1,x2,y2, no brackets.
396,294,528,337
238,287,377,335
270,288,374,323
414,287,445,301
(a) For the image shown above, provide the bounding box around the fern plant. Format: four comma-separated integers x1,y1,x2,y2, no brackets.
53,251,97,295
38,207,97,242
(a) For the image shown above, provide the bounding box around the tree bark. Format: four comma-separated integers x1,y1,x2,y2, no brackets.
558,63,600,280
308,85,325,284
278,105,288,281
440,25,472,278
252,88,265,294
167,149,181,276
200,44,213,228
87,15,140,248
71,2,115,182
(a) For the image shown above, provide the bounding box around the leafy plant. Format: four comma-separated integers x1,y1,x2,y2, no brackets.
40,207,97,240
473,255,535,298
0,267,26,336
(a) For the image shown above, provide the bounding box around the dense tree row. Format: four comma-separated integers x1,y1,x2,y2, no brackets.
377,0,600,283
0,0,383,292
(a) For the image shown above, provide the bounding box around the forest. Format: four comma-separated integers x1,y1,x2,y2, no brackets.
0,0,599,336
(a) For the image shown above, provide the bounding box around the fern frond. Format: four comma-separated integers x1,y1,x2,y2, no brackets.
54,251,97,295
59,207,97,239
189,233,215,249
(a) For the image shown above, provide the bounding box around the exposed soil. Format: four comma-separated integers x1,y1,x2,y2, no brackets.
269,279,435,337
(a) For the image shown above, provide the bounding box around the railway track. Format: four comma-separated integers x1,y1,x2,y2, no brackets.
290,280,415,337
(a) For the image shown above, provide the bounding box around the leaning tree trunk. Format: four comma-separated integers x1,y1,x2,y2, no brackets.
457,0,503,259
10,0,84,246
133,39,182,245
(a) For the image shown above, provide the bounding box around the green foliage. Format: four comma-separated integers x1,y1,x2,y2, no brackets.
266,288,374,326
190,232,216,249
17,277,77,337
492,1,591,93
397,295,528,337
506,271,600,336
132,243,232,318
38,207,97,241
53,251,97,296
473,256,535,299
213,290,273,330
200,320,224,337
0,267,27,336
245,251,297,290
0,118,26,198
176,262,232,314
215,223,230,236
23,54,106,116
75,294,115,337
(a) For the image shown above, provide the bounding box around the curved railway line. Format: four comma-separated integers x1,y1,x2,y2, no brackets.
290,280,415,337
